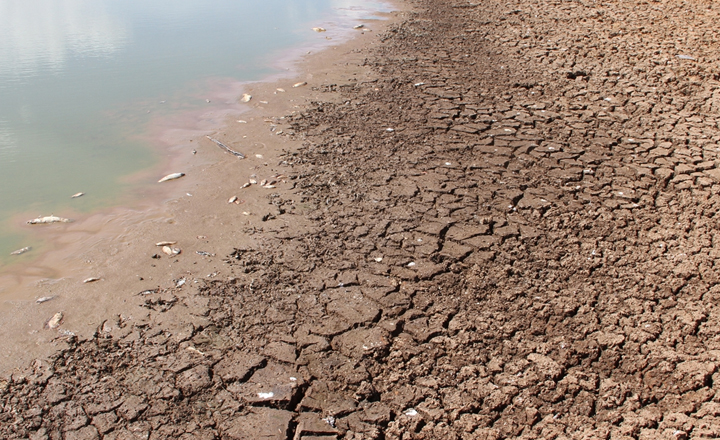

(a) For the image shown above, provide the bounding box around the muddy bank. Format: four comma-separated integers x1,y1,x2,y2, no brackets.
4,0,720,439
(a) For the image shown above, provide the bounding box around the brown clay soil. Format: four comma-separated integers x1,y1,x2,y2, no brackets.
4,0,720,438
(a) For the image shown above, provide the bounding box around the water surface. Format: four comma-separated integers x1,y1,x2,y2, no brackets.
0,0,387,266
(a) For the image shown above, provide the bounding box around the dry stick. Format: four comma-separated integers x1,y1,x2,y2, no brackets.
206,136,245,159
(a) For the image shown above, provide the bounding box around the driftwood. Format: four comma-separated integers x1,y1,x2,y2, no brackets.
206,136,245,159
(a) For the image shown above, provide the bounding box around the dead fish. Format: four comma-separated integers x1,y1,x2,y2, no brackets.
27,215,72,225
312,27,326,32
46,312,63,329
158,173,185,183
83,277,100,283
228,196,238,204
241,94,252,102
293,82,307,88
155,241,177,246
71,192,84,198
354,24,364,29
162,246,181,256
36,296,54,304
10,247,31,255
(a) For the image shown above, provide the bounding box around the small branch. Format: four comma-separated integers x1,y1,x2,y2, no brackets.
206,136,245,159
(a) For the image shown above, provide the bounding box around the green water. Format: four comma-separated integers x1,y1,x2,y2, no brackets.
0,0,387,265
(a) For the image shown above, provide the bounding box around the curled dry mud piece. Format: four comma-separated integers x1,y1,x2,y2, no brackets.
5,0,720,439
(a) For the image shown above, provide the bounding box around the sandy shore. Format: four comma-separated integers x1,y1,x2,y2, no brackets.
5,0,720,439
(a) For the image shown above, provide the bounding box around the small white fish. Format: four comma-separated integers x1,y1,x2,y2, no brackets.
293,82,307,88
312,27,326,32
10,247,31,255
241,94,252,103
155,241,177,246
162,246,181,256
83,277,100,284
46,312,63,329
228,196,238,204
27,215,72,225
158,173,185,183
36,296,54,304
71,192,84,198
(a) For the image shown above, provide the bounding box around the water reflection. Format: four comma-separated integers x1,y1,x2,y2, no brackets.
0,0,128,77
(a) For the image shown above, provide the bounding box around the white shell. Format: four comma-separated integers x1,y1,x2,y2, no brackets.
241,94,252,103
47,312,63,329
228,196,238,204
158,173,185,183
163,246,181,256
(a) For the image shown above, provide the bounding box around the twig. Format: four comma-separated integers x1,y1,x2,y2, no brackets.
206,136,245,159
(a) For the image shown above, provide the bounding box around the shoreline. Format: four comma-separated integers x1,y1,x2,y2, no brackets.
0,6,399,376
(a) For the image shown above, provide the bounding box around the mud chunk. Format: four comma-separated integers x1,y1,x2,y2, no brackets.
310,316,353,337
91,412,118,434
221,408,294,440
116,395,147,421
300,381,358,416
214,352,266,383
263,341,297,364
64,426,99,440
176,365,211,396
229,363,302,405
335,327,389,359
326,288,380,325
295,412,341,437
527,353,564,381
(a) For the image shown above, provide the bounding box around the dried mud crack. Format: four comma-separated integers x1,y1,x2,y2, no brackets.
5,0,720,438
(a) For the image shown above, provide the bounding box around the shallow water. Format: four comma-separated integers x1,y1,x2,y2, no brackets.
0,0,387,266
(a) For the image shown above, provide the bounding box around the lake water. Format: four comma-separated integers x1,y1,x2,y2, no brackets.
0,0,387,266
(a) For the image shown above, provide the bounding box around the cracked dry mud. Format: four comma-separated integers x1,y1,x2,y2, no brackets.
4,0,720,438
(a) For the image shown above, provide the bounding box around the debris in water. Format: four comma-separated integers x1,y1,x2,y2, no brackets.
71,192,84,198
158,173,185,183
10,247,31,256
312,27,326,32
162,246,181,256
293,81,307,88
241,93,252,102
27,215,72,225
83,277,100,284
206,136,245,159
36,296,54,304
46,312,63,329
